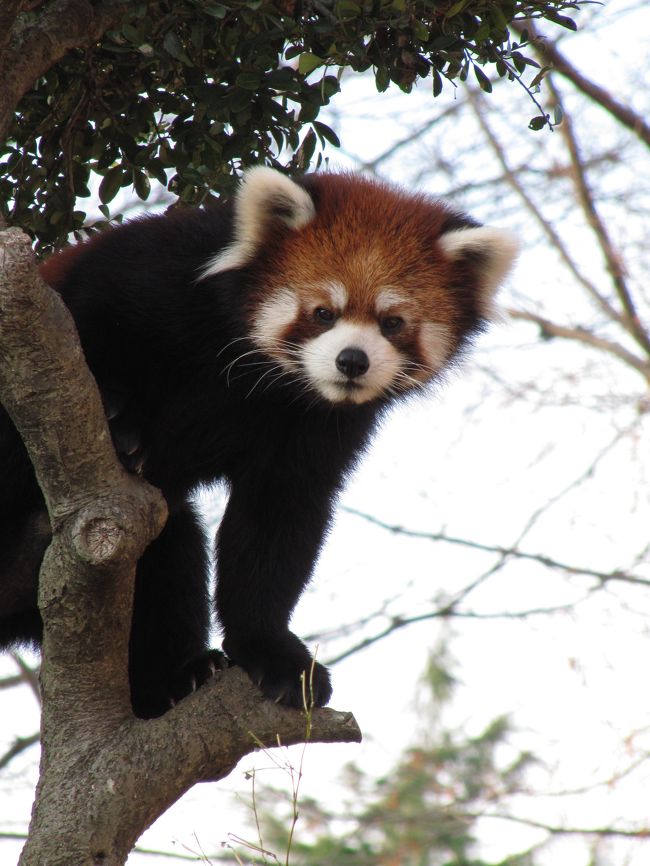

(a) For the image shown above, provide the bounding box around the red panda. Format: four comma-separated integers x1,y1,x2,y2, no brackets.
0,168,517,716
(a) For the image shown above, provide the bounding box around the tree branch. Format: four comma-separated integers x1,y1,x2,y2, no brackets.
0,0,28,55
341,507,650,589
545,77,650,359
507,308,650,385
11,653,40,701
479,810,650,840
513,19,650,149
0,732,40,771
466,88,626,328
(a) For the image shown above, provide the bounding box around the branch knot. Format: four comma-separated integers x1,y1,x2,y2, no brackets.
73,513,125,564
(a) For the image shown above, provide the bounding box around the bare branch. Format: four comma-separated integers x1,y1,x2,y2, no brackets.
359,102,463,172
10,652,41,704
507,308,650,384
324,597,585,666
479,811,650,840
513,19,650,149
0,732,40,771
546,77,650,358
341,507,650,589
466,88,625,327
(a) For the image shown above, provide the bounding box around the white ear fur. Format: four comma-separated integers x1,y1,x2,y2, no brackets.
199,167,316,279
439,226,519,316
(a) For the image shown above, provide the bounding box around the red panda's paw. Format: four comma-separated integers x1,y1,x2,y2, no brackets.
222,633,332,709
131,649,228,718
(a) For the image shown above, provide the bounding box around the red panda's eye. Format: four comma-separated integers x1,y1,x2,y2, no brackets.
314,307,336,324
381,316,404,335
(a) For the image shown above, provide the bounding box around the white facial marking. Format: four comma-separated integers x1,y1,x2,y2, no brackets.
199,167,316,280
251,288,300,358
375,288,408,313
323,280,348,311
438,226,519,317
301,320,403,404
419,323,453,374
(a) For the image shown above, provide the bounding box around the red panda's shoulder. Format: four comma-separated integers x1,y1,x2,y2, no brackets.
39,241,95,291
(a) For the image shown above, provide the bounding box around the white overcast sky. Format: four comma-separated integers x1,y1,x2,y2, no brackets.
2,2,649,863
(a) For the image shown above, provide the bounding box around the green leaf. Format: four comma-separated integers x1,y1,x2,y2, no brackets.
204,4,227,17
445,0,470,19
313,120,340,147
474,65,492,93
528,115,548,131
412,20,429,41
512,52,526,74
321,75,341,99
235,71,263,90
432,66,443,97
228,87,256,112
529,65,551,89
144,158,168,186
298,128,317,164
98,166,124,204
298,53,324,76
488,6,509,31
163,31,192,65
133,169,151,200
473,21,491,43
284,44,303,61
375,65,390,92
299,100,320,123
546,12,578,30
334,0,361,19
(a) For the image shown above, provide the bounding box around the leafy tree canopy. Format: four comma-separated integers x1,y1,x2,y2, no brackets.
2,0,579,250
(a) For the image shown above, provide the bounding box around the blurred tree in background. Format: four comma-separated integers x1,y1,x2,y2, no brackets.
244,648,536,866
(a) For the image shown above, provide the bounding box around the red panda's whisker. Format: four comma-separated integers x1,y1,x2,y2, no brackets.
215,335,251,359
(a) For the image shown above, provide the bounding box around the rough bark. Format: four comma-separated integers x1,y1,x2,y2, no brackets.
0,227,361,866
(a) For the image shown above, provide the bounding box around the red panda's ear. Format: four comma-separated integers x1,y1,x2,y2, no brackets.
200,167,316,279
439,226,519,317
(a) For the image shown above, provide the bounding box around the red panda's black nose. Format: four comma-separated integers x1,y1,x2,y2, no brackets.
336,348,369,379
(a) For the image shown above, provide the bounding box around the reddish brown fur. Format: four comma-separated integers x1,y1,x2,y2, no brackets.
251,173,464,333
38,243,88,290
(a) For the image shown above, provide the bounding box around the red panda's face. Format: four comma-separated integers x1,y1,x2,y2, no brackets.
248,273,454,406
200,167,519,405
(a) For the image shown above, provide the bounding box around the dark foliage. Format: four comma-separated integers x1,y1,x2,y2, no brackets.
1,0,580,250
